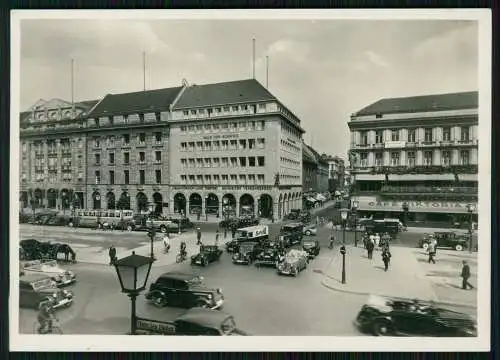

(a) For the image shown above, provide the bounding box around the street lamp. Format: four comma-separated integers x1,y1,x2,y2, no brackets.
351,201,359,247
402,201,409,227
113,251,154,335
147,204,156,260
340,208,349,245
340,245,347,284
466,203,476,253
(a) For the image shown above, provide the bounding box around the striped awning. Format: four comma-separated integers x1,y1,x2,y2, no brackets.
355,174,385,181
457,174,478,182
388,174,455,181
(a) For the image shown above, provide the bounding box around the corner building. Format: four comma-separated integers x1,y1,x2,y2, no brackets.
168,79,305,220
348,91,478,226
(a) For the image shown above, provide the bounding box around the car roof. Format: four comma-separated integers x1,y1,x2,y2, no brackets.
283,223,303,227
158,271,199,281
20,273,51,283
175,307,231,327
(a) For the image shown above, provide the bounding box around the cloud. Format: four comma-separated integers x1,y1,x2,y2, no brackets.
364,50,390,68
267,39,310,62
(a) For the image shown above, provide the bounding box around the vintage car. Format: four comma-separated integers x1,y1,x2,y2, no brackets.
302,239,321,258
191,245,223,266
254,246,281,268
232,242,262,265
145,271,224,309
127,214,180,233
225,225,269,253
279,223,304,247
135,307,248,336
418,232,469,251
22,259,76,286
168,216,194,229
19,274,74,310
20,239,77,262
284,209,301,220
276,249,309,276
303,224,317,236
354,294,477,337
219,216,259,230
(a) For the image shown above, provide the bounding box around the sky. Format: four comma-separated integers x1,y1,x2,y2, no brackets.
19,17,478,159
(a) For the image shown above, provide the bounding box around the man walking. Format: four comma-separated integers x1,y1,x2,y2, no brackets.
108,245,117,266
427,241,436,264
461,260,474,290
366,239,374,259
382,248,391,271
215,229,220,246
196,227,202,245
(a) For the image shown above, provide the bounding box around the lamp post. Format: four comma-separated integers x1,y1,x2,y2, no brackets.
205,197,209,221
147,204,156,260
351,200,359,247
113,251,154,335
402,201,409,227
466,203,476,253
340,245,346,284
340,208,349,245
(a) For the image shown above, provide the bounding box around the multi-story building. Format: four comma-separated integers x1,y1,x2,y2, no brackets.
168,79,305,220
83,85,185,213
308,147,329,194
348,91,478,226
323,155,345,194
302,143,318,193
19,98,98,211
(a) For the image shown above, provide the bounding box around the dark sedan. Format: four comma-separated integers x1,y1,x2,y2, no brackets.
354,295,477,337
191,245,223,266
302,240,320,258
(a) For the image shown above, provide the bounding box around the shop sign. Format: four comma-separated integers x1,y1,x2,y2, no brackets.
362,199,477,213
203,134,239,140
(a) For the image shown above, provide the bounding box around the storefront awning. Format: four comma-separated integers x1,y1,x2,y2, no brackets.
352,196,477,214
355,174,385,181
388,174,455,181
306,197,317,203
457,174,478,182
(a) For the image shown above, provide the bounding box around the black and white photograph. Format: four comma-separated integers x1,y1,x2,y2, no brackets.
10,9,491,352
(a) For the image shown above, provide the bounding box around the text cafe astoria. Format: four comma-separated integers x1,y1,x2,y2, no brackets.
355,198,478,214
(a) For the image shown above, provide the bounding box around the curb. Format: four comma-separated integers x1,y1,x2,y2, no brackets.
319,277,477,310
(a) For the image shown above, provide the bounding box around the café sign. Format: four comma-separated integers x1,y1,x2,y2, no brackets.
357,198,477,214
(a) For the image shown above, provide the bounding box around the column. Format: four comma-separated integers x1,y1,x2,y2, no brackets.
451,149,459,165
417,128,424,142
433,149,441,166
471,125,478,142
435,127,443,142
400,150,406,166
383,129,391,142
273,197,279,220
130,192,137,212
218,195,223,218
471,148,478,165
416,150,423,166
368,152,375,167
56,139,62,182
383,151,390,166
201,194,206,218
235,197,240,217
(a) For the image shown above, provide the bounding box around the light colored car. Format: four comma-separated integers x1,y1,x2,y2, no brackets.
22,259,76,286
303,225,317,236
277,249,308,277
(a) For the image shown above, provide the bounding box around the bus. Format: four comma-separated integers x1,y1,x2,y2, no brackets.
68,209,134,229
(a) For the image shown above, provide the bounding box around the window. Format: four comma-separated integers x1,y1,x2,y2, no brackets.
155,132,162,143
109,153,115,165
223,106,230,112
442,150,451,166
95,171,101,184
239,139,247,149
230,140,237,150
124,152,130,165
196,159,203,167
375,130,383,144
196,175,203,184
360,131,368,145
123,134,130,145
461,127,470,141
204,175,211,184
221,158,229,167
242,105,248,111
257,138,265,148
188,142,195,151
248,139,256,149
138,133,146,144
231,106,238,112
248,174,256,184
375,152,383,166
230,157,238,167
139,114,145,123
239,174,246,184
213,141,220,150
460,150,470,165
204,124,211,132
139,152,145,163
257,174,264,184
204,141,212,151
221,140,228,150
155,151,161,163
109,171,115,185
221,123,228,131
189,175,195,184
213,174,220,183
188,125,195,132
204,158,211,167
191,110,197,115
95,153,101,165
424,128,433,142
257,156,265,166
407,129,416,142
189,158,195,167
124,170,130,184
213,158,220,167
424,151,433,166
239,122,246,130
407,151,416,167
230,174,237,184
442,127,451,141
360,153,368,167
107,136,115,148
222,175,229,184
215,107,221,113
248,157,255,167
94,137,101,148
155,170,161,184
180,126,186,132
390,152,400,166
180,175,187,183
391,130,399,142
196,125,203,133
181,158,187,167
258,103,266,110
196,141,203,150
139,170,145,185
183,110,189,116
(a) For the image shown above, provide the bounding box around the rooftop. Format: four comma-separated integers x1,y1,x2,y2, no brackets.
353,91,478,117
173,79,276,109
88,86,183,117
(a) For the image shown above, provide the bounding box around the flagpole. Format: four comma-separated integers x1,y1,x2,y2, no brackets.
252,38,256,79
266,56,269,88
71,58,75,113
143,51,146,91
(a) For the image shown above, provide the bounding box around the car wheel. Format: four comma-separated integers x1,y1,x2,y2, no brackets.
152,294,167,308
160,226,167,234
422,243,429,251
305,230,312,236
292,267,298,277
126,225,133,232
372,320,393,336
455,244,464,251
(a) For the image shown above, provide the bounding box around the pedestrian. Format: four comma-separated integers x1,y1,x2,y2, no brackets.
366,239,374,259
427,241,436,264
369,233,375,247
108,245,116,266
382,248,391,271
215,229,220,246
461,260,474,290
374,233,381,248
231,227,236,239
196,227,202,245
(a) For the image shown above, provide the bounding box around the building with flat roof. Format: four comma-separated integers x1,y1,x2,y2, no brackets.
169,79,305,220
348,91,478,227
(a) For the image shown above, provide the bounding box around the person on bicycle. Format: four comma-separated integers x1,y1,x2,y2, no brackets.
329,235,335,249
180,241,187,258
37,296,56,334
163,234,170,253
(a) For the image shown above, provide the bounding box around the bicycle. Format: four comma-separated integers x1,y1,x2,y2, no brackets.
176,251,188,263
34,317,63,334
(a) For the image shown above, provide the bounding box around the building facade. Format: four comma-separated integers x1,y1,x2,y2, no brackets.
323,155,345,194
19,98,98,211
168,79,305,220
302,143,318,193
348,91,478,226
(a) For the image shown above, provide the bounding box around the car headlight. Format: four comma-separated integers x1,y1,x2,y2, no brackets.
207,294,213,300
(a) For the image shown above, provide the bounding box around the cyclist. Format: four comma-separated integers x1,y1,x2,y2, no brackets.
37,296,56,334
163,233,170,253
179,241,187,259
